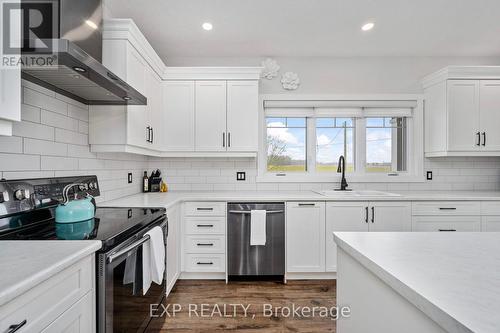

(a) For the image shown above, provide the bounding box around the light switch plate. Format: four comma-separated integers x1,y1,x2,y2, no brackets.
236,172,246,181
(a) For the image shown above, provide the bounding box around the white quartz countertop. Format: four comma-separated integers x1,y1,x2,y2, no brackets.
101,190,500,209
333,232,500,333
0,241,101,307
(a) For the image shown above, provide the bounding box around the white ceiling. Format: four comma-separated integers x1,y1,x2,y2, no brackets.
105,0,500,60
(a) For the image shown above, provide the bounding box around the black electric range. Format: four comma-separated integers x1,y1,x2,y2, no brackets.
0,176,167,332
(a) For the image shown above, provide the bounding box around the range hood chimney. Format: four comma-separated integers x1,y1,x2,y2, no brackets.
20,0,147,105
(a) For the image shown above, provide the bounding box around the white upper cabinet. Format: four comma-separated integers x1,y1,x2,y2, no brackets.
195,81,227,152
163,78,260,155
226,81,259,151
423,66,500,157
447,80,480,152
89,19,165,155
0,67,21,136
163,81,195,151
479,80,500,151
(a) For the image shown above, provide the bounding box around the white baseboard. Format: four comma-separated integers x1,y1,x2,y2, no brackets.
286,272,337,280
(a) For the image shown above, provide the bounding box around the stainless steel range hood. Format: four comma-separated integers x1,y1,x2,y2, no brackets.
20,0,147,105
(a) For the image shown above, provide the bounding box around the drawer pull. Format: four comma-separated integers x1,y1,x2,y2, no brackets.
197,243,214,246
439,229,457,232
439,207,457,210
7,320,27,333
197,262,214,265
298,203,315,207
197,207,214,211
196,224,214,228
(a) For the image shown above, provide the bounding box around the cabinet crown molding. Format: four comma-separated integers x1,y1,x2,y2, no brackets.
103,18,167,78
422,66,500,88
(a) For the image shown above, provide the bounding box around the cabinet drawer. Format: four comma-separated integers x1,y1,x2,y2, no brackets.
184,202,226,216
184,254,225,272
481,201,500,215
412,201,480,216
185,217,225,234
0,256,93,333
412,216,480,232
40,291,93,333
185,235,225,253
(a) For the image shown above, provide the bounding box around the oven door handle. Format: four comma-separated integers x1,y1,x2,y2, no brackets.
107,235,150,264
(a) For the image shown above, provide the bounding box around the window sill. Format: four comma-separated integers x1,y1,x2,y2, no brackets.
256,174,425,183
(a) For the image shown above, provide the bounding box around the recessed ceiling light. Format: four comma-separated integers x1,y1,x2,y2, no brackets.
361,22,375,31
85,20,98,30
202,22,213,31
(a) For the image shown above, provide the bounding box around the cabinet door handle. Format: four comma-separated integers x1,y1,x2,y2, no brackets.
7,320,27,333
197,207,214,211
371,207,375,223
151,127,154,143
482,132,486,146
146,126,151,142
222,132,226,147
197,243,214,246
439,229,457,232
439,207,457,210
476,132,481,146
196,224,214,228
365,207,369,223
298,203,315,207
228,132,231,147
197,262,214,265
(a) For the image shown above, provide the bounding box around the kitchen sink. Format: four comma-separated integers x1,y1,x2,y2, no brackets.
313,190,401,197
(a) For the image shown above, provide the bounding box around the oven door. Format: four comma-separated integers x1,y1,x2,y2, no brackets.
97,218,167,333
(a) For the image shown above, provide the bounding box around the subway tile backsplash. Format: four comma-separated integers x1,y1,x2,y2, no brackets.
0,81,499,204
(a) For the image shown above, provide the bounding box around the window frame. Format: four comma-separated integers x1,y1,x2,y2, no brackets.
257,94,425,183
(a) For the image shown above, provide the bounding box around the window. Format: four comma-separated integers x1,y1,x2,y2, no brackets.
266,117,307,172
259,98,424,182
316,118,354,172
365,117,407,173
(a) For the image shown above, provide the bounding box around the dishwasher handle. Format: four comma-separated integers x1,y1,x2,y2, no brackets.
228,210,284,215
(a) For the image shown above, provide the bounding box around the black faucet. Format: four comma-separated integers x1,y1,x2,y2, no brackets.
336,155,349,191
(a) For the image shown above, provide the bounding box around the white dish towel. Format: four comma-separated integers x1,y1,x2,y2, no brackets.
250,210,267,246
142,226,165,295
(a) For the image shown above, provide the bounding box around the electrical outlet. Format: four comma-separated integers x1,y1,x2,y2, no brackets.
236,172,246,181
128,173,133,184
426,171,433,180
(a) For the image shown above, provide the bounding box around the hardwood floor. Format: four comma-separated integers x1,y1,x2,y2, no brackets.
146,280,336,333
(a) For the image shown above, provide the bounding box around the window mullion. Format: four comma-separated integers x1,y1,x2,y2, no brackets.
356,118,366,175
307,117,316,174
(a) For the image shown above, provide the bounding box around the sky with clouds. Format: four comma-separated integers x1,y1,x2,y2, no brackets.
267,119,393,164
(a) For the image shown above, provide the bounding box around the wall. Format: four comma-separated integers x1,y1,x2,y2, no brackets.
166,56,500,94
0,81,148,203
154,56,500,192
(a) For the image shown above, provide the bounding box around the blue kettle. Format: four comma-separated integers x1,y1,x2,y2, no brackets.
55,183,95,224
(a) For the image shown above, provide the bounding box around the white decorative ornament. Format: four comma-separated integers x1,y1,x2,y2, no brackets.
281,72,300,90
261,58,280,79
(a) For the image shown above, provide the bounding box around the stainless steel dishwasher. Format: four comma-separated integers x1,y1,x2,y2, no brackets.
227,203,285,277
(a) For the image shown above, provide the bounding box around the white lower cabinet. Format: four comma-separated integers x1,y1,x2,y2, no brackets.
286,202,326,273
182,202,226,274
166,204,181,296
0,256,95,333
325,202,411,272
412,201,481,232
